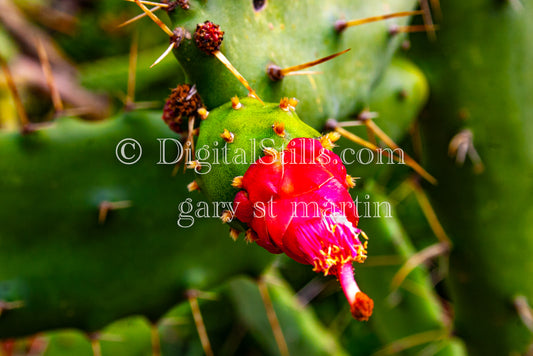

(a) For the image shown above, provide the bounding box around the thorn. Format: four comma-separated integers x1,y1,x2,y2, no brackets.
283,70,323,77
125,0,169,8
118,5,161,28
267,48,350,81
429,0,443,21
272,122,286,138
213,51,264,104
0,56,31,133
408,177,451,244
231,96,242,110
132,0,174,37
221,210,233,223
89,334,102,356
449,129,484,174
257,277,290,356
0,300,24,317
373,330,447,356
150,41,175,68
335,10,423,32
151,324,161,356
419,0,437,40
515,296,533,332
389,24,438,36
229,228,240,241
187,181,200,192
360,116,437,185
187,291,214,356
98,201,133,224
231,176,243,188
197,107,209,120
220,129,234,143
126,31,139,110
391,241,450,289
36,37,63,114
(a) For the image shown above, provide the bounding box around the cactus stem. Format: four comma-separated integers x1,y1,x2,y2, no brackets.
449,129,485,174
362,116,437,184
98,201,133,224
391,241,450,289
335,10,423,33
187,291,214,356
229,228,240,241
388,24,438,36
126,0,169,8
0,56,31,133
231,96,242,110
231,176,243,188
514,296,533,332
36,37,64,114
132,0,174,37
221,210,234,223
267,48,350,81
220,128,235,143
150,324,161,356
272,122,286,138
213,51,264,104
257,277,290,356
118,5,161,28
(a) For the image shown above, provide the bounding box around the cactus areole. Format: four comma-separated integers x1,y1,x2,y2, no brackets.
185,97,373,320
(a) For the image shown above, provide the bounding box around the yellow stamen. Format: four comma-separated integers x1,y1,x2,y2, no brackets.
231,176,243,188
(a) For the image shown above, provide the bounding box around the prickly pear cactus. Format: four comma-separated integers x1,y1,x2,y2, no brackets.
1,0,530,355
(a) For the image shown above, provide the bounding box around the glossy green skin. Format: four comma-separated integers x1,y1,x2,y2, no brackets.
411,1,533,354
0,112,274,337
168,0,418,129
195,97,319,221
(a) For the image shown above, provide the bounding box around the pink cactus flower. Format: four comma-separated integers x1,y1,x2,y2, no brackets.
233,137,373,320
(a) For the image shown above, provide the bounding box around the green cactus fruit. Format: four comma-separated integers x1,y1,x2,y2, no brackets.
0,111,275,337
193,96,319,222
410,0,533,354
166,0,419,129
